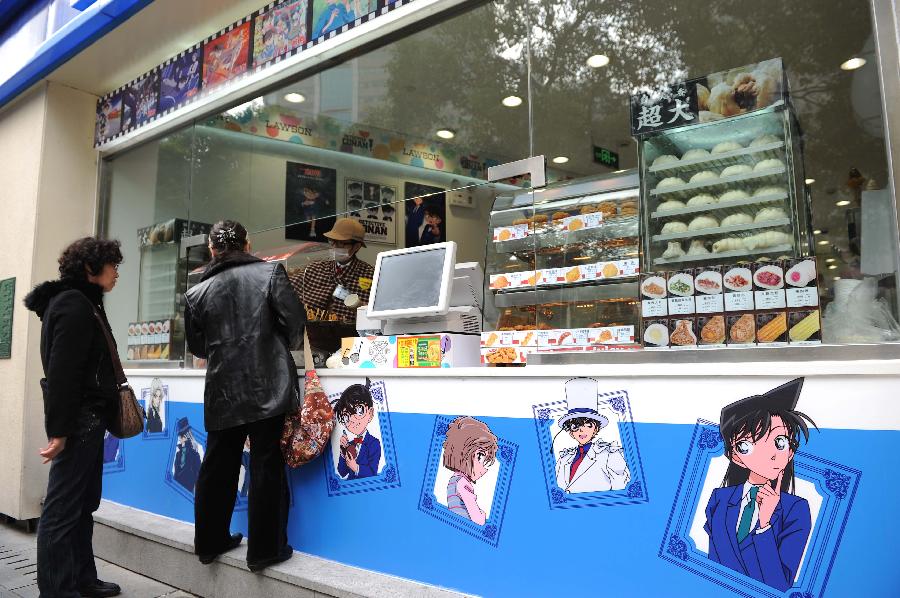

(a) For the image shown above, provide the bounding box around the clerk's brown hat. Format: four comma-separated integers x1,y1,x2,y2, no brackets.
324,218,366,246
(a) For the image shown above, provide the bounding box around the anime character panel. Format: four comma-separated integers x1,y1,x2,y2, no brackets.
252,0,309,67
533,377,647,509
160,50,202,111
164,417,206,502
102,430,125,473
659,378,861,597
121,71,160,131
203,23,251,90
141,377,169,439
418,415,517,548
324,378,400,496
312,0,376,39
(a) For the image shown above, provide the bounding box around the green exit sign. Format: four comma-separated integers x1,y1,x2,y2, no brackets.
593,145,620,169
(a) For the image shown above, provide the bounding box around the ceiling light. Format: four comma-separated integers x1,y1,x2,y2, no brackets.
502,95,523,107
587,54,610,68
284,93,305,103
834,276,842,281
813,229,822,235
825,258,836,263
436,129,455,139
836,200,851,206
828,264,838,270
805,178,815,185
817,240,829,246
840,57,867,71
552,156,569,164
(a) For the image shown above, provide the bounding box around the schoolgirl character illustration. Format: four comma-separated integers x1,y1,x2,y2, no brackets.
173,417,202,493
704,378,816,592
334,379,382,480
443,416,498,526
146,378,165,434
554,377,630,494
313,0,358,39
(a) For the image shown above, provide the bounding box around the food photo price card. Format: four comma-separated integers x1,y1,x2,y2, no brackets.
785,258,820,308
694,267,724,314
492,224,530,242
788,309,822,345
640,274,668,318
753,262,787,310
723,265,754,312
667,270,696,315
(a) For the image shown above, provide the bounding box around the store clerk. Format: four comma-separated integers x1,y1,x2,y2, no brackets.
289,218,374,324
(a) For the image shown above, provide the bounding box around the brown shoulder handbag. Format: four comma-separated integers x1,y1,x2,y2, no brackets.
90,307,145,439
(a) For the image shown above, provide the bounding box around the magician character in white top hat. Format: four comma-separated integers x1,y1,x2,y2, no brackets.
554,378,630,493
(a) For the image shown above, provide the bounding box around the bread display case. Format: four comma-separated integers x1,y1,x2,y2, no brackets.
130,219,211,363
482,175,641,363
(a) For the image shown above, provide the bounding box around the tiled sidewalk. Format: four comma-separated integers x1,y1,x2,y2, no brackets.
0,519,195,598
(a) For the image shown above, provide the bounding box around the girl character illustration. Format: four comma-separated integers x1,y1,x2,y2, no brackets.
554,378,630,494
146,378,165,434
442,417,498,526
704,378,817,592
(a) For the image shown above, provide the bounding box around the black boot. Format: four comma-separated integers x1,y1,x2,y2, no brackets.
78,579,121,597
247,544,293,572
198,532,244,564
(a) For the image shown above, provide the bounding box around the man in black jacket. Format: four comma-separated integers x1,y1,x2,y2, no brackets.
184,220,304,571
24,237,124,598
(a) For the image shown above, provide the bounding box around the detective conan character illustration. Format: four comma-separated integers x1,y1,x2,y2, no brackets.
333,379,382,480
102,431,120,464
145,377,166,434
554,377,630,494
418,204,444,245
173,417,203,494
704,378,816,592
442,416,498,526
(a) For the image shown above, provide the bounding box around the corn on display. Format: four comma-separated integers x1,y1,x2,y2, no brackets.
757,312,787,342
789,311,821,342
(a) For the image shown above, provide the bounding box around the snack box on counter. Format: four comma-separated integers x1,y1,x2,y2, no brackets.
335,334,481,369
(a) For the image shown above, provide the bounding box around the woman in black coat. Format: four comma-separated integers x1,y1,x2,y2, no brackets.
24,237,124,598
184,220,304,571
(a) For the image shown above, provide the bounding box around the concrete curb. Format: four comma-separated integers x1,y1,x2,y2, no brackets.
93,501,473,598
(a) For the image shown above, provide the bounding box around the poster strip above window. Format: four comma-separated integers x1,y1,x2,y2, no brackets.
94,0,413,148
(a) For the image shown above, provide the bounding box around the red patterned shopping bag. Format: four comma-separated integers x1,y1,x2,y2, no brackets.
281,370,334,467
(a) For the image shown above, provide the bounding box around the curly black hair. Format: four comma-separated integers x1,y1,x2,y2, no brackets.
58,237,123,281
209,220,248,252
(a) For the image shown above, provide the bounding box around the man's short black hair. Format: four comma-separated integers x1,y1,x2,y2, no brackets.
58,237,123,281
561,417,600,433
333,379,374,421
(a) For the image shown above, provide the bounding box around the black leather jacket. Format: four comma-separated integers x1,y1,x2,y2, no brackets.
24,279,117,438
184,252,305,431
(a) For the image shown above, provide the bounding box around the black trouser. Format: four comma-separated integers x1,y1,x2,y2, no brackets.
194,414,290,563
37,426,104,598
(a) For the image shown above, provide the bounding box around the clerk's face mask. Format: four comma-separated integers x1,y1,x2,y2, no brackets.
331,247,352,262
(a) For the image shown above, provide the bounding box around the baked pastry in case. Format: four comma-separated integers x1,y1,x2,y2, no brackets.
750,133,781,147
687,194,717,206
656,176,686,190
682,148,711,161
662,241,685,259
579,205,598,215
687,240,710,255
652,154,679,167
721,164,753,178
712,140,743,154
721,213,753,227
597,202,617,217
619,202,638,216
754,158,785,172
719,189,751,203
754,207,788,222
753,185,787,197
658,199,686,212
690,170,719,184
743,230,792,250
713,237,744,253
661,221,689,234
688,215,719,231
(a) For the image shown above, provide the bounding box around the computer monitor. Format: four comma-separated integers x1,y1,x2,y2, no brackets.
367,242,457,320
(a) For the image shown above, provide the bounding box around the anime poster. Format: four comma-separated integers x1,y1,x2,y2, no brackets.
164,417,206,502
285,161,337,242
346,179,396,244
418,415,517,547
404,182,445,247
160,49,202,111
533,378,648,509
659,378,861,597
140,378,169,439
323,378,400,496
311,0,377,39
102,430,125,474
203,23,252,90
94,94,122,143
252,0,309,68
120,70,160,131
